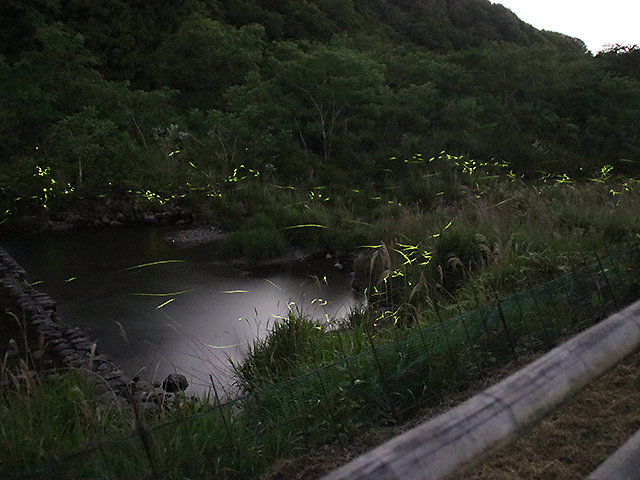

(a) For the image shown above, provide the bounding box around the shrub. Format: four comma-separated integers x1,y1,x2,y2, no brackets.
430,228,492,293
220,226,286,262
232,313,327,392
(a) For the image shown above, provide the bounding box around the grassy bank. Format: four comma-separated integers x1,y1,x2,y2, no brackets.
2,158,640,478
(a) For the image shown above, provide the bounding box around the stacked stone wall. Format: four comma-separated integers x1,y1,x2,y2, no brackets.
0,246,130,398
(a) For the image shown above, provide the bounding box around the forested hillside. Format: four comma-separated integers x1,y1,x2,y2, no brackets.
2,5,640,476
1,0,639,223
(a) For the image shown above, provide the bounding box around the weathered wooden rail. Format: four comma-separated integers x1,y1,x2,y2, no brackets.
320,299,640,480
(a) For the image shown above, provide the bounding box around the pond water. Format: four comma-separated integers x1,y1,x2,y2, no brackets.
0,226,356,394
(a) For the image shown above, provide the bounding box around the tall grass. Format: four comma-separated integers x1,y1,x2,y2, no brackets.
183,153,640,272
0,367,133,476
2,256,638,479
226,162,640,402
3,156,640,479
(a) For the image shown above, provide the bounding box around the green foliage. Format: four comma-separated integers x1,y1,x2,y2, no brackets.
220,214,287,262
596,44,640,80
153,13,266,110
232,312,327,392
270,43,390,161
48,106,137,186
431,227,491,292
2,0,640,220
4,168,640,479
0,369,130,474
3,3,640,475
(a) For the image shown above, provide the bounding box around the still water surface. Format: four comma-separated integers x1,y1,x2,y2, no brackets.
1,226,356,394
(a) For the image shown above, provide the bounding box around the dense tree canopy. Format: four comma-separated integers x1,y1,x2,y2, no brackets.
1,0,639,217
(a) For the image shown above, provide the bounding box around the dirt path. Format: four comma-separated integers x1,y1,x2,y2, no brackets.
263,349,640,480
459,350,640,479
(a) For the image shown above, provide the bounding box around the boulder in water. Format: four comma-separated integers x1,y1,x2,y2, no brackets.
162,373,189,393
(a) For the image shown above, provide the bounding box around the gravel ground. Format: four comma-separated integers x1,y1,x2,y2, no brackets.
163,224,227,247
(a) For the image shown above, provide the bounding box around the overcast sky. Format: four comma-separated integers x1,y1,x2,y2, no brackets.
493,0,639,53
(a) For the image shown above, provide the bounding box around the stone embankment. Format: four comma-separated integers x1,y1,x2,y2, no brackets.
45,203,195,232
0,246,130,400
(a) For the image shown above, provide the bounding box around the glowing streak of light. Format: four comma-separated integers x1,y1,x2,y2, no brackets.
156,299,175,309
263,278,285,292
123,260,185,271
280,224,327,230
129,290,192,297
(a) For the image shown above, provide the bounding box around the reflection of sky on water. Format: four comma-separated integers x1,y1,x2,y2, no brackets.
1,226,356,394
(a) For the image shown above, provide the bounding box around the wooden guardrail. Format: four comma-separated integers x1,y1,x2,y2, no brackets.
586,426,640,480
320,299,640,480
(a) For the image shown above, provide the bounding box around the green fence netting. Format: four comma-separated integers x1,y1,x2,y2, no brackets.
5,244,640,480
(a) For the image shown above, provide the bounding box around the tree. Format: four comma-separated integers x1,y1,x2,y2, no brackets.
597,44,640,81
0,23,102,160
153,13,266,110
47,106,136,187
272,44,390,161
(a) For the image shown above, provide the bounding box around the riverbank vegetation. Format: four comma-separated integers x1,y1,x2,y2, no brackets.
2,167,640,479
2,0,640,478
1,1,640,234
231,165,640,390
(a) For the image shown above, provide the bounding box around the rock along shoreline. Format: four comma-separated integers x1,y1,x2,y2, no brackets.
0,245,130,402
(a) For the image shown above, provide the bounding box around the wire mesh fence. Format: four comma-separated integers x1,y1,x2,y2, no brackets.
6,243,640,480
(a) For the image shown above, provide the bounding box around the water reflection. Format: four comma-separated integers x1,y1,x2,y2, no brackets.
1,226,356,394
